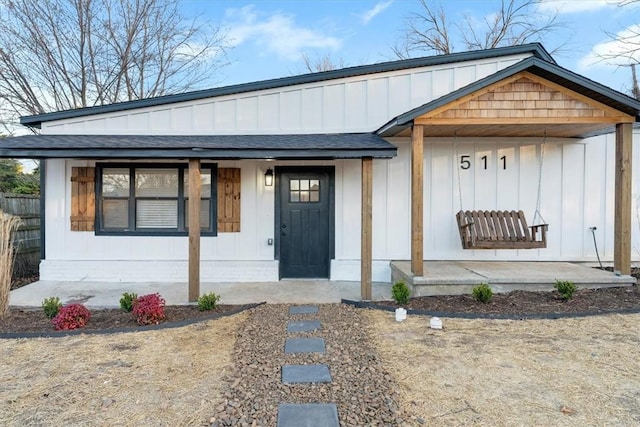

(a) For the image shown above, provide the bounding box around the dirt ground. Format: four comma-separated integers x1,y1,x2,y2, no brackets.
3,300,640,426
366,310,640,426
0,311,248,426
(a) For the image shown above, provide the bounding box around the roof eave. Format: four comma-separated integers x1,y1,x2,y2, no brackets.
0,148,397,160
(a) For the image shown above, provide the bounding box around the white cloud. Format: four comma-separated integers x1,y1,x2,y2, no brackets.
537,0,615,14
578,24,640,69
224,6,342,61
360,0,394,24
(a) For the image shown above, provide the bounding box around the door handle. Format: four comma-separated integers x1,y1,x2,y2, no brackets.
281,223,287,236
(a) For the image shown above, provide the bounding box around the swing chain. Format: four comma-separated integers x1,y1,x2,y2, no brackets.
454,132,464,213
454,133,474,225
533,132,547,226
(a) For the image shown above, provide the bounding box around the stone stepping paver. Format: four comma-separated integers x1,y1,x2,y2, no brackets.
287,319,321,333
289,305,319,315
277,403,339,427
284,337,325,354
282,364,332,384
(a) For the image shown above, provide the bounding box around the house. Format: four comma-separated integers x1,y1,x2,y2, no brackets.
2,43,640,300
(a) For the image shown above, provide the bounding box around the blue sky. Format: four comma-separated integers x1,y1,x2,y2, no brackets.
183,0,640,96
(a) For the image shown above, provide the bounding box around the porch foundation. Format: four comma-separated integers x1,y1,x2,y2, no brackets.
391,261,636,296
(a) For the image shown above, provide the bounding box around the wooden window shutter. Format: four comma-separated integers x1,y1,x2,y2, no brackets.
217,168,241,232
70,167,96,231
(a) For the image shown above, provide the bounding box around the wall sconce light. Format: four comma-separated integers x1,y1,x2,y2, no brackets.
264,168,274,187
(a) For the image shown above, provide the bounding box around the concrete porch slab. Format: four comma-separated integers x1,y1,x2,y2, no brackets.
391,261,636,297
9,280,393,308
277,403,339,427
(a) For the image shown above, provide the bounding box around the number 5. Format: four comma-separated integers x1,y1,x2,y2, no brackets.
460,155,471,170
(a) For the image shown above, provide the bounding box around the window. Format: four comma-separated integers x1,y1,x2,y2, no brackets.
289,179,320,203
97,164,215,235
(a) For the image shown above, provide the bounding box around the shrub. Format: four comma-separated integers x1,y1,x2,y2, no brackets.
197,292,221,311
0,212,21,319
391,281,410,305
472,283,493,303
52,304,91,330
132,293,166,325
42,296,62,319
119,292,138,312
555,280,577,301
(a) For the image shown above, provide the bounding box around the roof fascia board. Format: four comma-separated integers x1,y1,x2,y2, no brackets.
0,148,397,159
20,44,553,127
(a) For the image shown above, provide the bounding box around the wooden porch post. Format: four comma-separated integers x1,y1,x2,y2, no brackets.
614,123,633,275
188,158,201,302
361,157,373,300
411,125,424,276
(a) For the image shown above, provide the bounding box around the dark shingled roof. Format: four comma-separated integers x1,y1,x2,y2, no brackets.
20,44,554,128
0,133,397,159
377,57,640,137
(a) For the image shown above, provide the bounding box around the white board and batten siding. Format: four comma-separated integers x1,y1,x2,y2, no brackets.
39,56,531,135
38,50,640,282
42,130,640,283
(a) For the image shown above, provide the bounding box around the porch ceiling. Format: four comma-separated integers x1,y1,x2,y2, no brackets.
389,122,619,138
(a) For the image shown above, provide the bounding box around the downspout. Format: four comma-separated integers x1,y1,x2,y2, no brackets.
39,159,46,261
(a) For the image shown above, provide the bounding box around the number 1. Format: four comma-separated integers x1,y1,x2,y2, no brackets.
500,156,506,170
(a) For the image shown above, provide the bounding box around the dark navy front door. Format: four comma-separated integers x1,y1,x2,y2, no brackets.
278,169,331,278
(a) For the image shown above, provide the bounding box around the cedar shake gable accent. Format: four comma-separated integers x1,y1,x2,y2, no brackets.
378,57,640,138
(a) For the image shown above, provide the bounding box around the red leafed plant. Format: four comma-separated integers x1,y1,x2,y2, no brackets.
132,293,166,325
52,304,91,330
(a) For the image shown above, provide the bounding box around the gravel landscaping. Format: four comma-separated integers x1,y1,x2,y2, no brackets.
210,303,403,426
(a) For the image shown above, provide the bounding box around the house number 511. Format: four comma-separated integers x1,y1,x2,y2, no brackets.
460,155,507,170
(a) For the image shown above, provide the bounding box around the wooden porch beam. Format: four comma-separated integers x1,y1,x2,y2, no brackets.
188,158,201,302
361,157,373,300
614,123,633,275
411,125,424,276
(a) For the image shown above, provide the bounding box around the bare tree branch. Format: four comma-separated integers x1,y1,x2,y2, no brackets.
300,52,348,73
0,0,230,134
597,1,640,98
393,0,562,58
393,0,452,58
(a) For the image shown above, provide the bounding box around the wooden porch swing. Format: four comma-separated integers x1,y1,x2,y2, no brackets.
455,135,549,250
456,209,547,249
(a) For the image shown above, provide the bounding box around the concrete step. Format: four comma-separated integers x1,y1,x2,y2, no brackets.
277,403,339,427
284,337,325,354
287,320,321,333
289,305,319,315
282,364,331,384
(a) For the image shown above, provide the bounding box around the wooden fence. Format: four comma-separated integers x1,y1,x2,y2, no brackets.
0,193,40,278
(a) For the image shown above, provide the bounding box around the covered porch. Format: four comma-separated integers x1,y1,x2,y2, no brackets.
0,133,396,302
377,57,640,296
